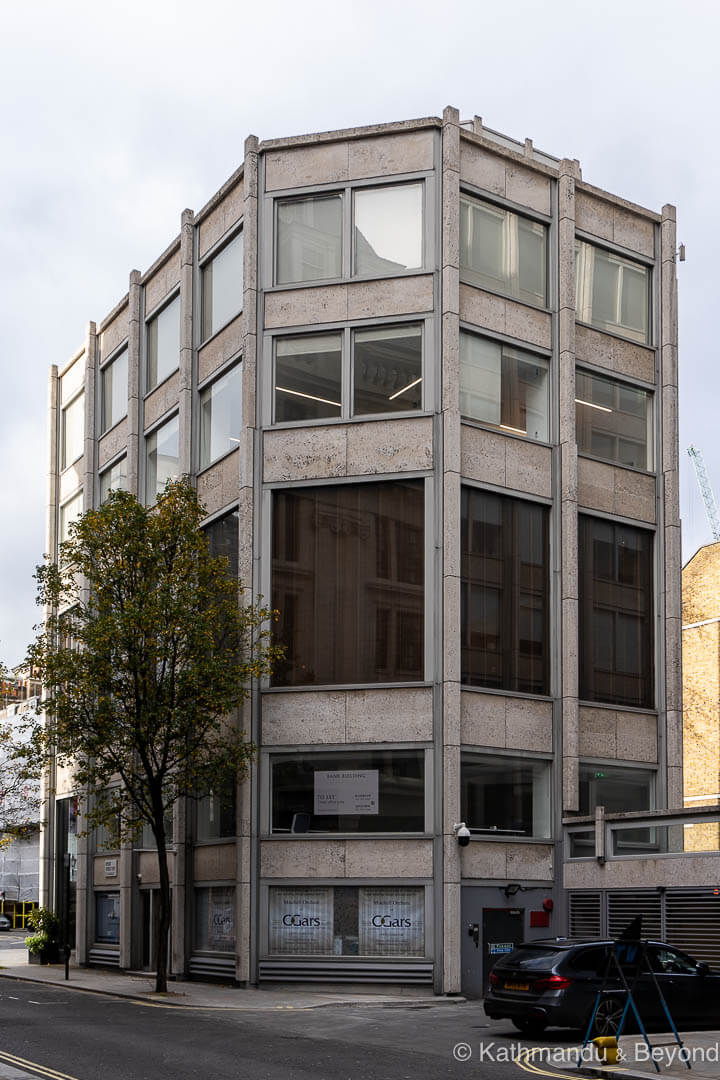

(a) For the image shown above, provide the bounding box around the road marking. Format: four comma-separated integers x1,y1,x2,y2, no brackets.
126,998,310,1011
513,1046,630,1080
0,1051,82,1080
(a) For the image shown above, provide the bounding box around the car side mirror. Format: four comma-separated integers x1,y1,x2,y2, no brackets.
697,961,710,977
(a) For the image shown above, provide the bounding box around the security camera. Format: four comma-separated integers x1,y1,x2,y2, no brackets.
454,822,471,847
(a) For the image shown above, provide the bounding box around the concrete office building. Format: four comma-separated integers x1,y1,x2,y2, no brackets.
43,108,680,995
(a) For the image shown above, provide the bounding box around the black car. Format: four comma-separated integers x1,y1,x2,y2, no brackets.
483,938,720,1037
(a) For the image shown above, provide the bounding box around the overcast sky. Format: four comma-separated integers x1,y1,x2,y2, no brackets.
1,0,717,666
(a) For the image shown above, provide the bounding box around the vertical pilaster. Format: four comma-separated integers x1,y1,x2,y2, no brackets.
441,105,461,995
179,209,194,476
83,322,97,509
558,159,580,812
171,798,187,976
126,270,142,497
118,834,133,969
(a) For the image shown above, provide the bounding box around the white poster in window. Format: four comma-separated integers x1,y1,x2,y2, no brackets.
207,887,235,951
358,887,424,956
313,770,379,815
268,887,333,955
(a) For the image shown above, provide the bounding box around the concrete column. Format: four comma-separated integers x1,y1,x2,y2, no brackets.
118,836,133,969
660,204,682,808
171,798,187,976
441,105,461,995
558,159,580,812
74,809,88,965
126,270,142,497
179,209,194,476
83,323,97,509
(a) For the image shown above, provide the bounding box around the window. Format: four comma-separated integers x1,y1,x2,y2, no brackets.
145,414,179,504
460,332,549,440
274,323,422,423
99,457,128,503
460,194,547,305
461,754,551,838
578,517,654,708
579,762,654,815
196,777,236,841
59,491,83,546
95,891,120,944
100,347,128,434
272,480,424,687
61,393,84,470
267,885,425,957
200,364,242,469
274,182,424,286
204,508,239,581
195,886,235,952
201,231,243,340
575,240,650,344
146,295,180,390
576,369,652,470
270,749,425,834
461,488,549,694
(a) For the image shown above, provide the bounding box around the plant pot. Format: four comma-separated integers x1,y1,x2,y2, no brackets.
28,945,61,964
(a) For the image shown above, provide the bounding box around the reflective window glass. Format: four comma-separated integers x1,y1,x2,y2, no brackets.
353,184,423,275
100,348,128,434
576,241,650,343
276,195,342,284
200,364,242,469
145,414,179,504
146,295,180,390
62,393,84,470
201,231,243,340
460,332,549,441
275,334,342,422
99,458,127,503
576,369,652,470
461,754,551,838
460,196,547,305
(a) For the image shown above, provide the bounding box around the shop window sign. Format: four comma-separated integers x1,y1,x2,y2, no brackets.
314,770,379,815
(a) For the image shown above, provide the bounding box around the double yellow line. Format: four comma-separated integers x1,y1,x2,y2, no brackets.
513,1045,629,1080
0,1048,82,1080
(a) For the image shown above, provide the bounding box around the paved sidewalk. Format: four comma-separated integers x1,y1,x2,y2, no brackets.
0,943,459,1011
576,1030,720,1080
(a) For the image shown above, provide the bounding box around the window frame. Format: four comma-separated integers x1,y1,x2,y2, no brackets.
198,226,244,346
143,410,180,506
575,235,652,345
266,173,434,290
60,390,85,471
58,489,83,551
198,360,242,472
460,750,553,841
459,187,551,310
575,366,655,473
266,317,429,428
144,290,181,394
99,343,129,436
98,454,128,504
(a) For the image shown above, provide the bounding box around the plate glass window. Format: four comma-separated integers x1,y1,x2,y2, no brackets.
201,232,243,340
353,324,422,415
145,414,179,504
95,892,120,944
203,508,239,582
461,754,551,839
195,886,235,952
276,194,342,285
575,241,650,343
146,295,180,390
461,488,549,694
270,749,425,834
196,775,236,841
576,370,652,470
460,332,548,440
578,516,654,708
460,195,547,305
275,333,342,422
200,364,242,469
61,393,84,470
353,184,423,275
99,458,128,503
59,491,83,546
100,348,128,434
272,480,424,687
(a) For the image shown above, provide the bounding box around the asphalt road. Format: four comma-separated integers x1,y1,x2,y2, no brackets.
0,975,584,1080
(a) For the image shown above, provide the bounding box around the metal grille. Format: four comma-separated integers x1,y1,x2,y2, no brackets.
189,954,236,980
258,960,433,984
607,890,662,939
665,890,720,971
568,892,602,939
88,946,120,968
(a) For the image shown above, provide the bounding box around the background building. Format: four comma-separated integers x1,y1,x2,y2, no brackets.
43,107,680,994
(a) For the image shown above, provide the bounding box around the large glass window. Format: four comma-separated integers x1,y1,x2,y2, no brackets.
353,184,423,275
460,195,547,305
272,480,424,687
460,332,549,441
100,347,128,434
196,776,236,841
579,762,654,815
200,364,242,469
578,516,654,708
61,393,84,470
95,891,120,944
195,886,235,952
275,333,342,422
146,295,180,391
461,488,549,694
59,491,83,546
145,414,179,504
276,195,343,285
575,240,650,344
270,750,425,834
576,369,652,470
267,885,425,958
99,457,128,503
201,231,243,340
204,508,239,581
353,325,422,415
461,754,551,838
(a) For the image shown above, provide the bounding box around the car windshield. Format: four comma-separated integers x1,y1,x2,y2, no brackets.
497,946,567,969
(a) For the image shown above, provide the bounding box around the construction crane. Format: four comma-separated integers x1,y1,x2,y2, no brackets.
688,444,720,542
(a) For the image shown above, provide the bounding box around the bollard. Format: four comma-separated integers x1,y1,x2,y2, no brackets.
592,1036,619,1064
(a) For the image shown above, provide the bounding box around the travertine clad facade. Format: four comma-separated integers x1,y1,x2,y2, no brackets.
44,109,680,994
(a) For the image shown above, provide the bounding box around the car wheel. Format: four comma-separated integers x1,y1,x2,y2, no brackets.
512,1017,547,1038
591,995,626,1037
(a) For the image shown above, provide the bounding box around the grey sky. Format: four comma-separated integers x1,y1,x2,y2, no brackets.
1,0,717,665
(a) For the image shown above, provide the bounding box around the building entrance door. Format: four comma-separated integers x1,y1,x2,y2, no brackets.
461,889,525,997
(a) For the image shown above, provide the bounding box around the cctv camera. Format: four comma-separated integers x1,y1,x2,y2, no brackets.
454,822,471,847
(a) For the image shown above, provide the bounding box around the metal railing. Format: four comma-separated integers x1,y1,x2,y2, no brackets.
564,803,720,862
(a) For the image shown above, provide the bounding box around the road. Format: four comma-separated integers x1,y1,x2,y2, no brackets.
0,973,584,1080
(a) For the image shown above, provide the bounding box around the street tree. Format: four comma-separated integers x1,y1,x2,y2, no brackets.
22,479,280,992
0,659,41,850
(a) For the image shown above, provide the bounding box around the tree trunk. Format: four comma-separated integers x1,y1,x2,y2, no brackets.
153,805,172,994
